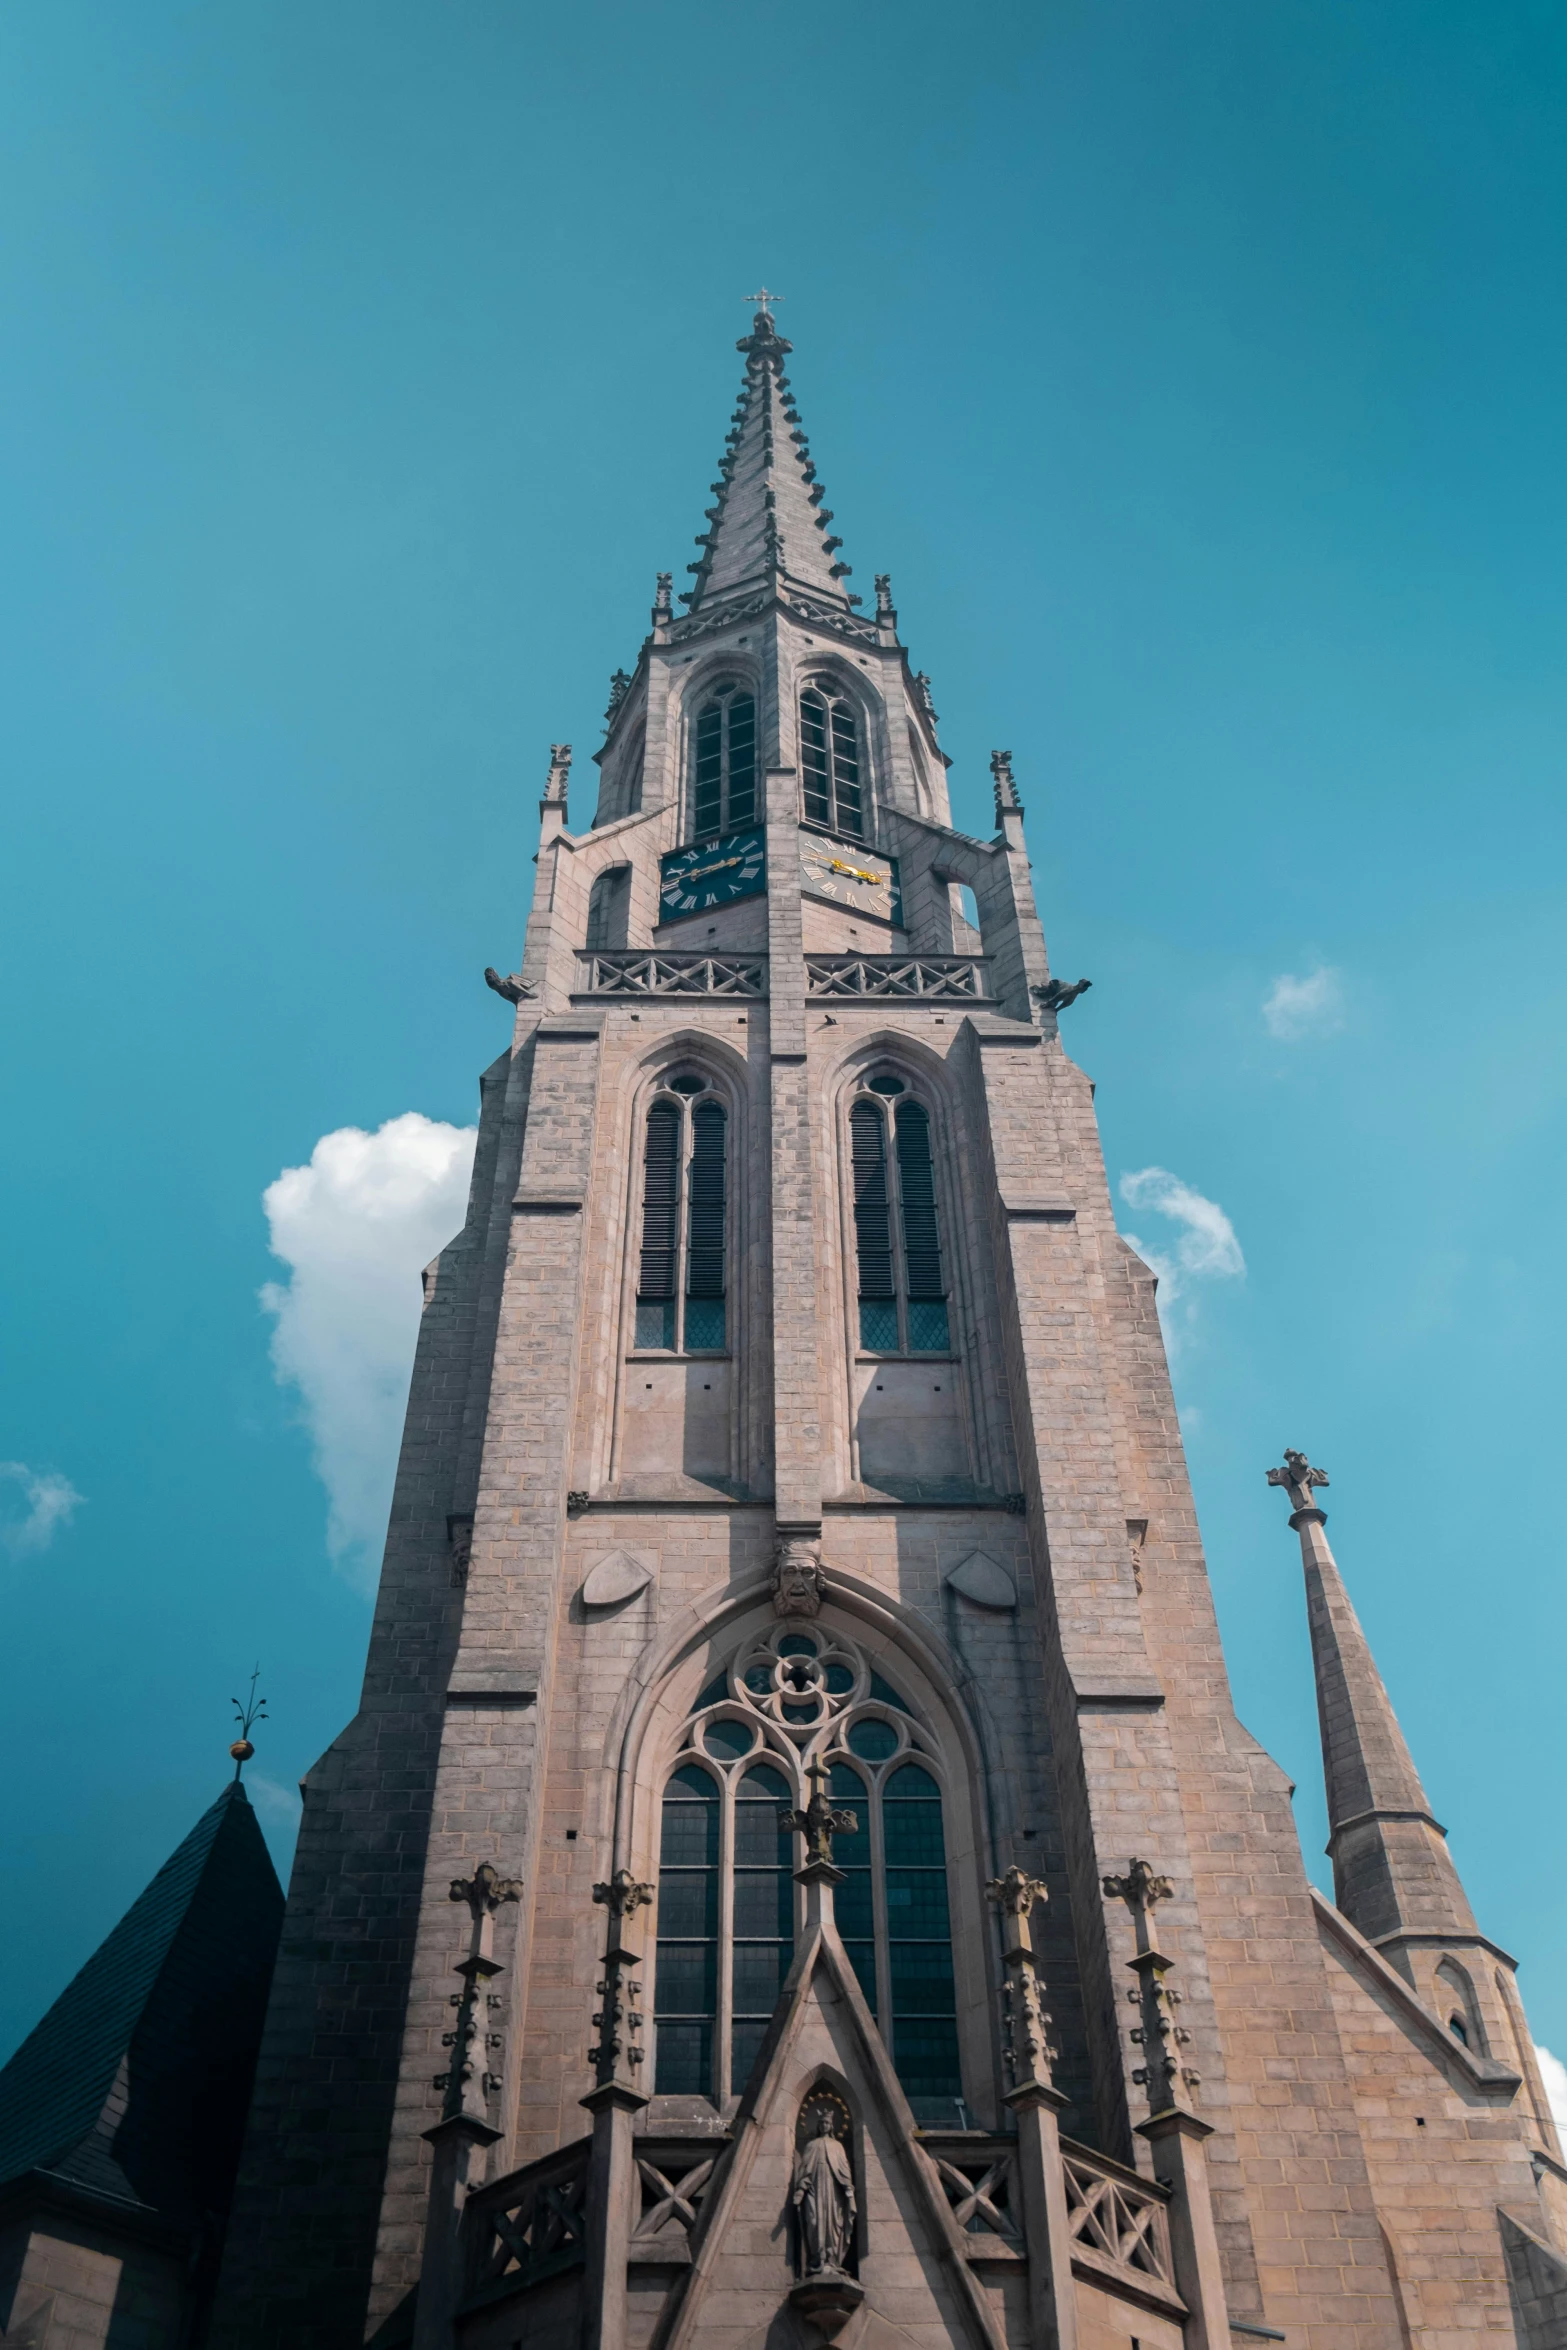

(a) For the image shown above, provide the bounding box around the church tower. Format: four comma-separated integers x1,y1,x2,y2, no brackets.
212,302,1567,2350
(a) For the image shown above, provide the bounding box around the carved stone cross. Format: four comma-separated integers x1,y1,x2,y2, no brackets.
1266,1449,1329,1518
780,1755,859,1873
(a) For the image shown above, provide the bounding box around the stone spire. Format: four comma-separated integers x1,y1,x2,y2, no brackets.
679,295,858,619
1266,1450,1477,1948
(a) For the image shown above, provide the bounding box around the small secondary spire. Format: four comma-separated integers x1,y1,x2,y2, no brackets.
1266,1451,1477,1948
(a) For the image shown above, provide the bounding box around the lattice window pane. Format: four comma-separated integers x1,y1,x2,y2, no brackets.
800,689,832,829
657,1765,719,2096
726,693,756,830
732,1764,793,2095
694,701,724,839
830,698,863,835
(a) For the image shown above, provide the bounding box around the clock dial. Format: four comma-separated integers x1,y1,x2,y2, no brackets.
659,827,767,920
798,835,903,928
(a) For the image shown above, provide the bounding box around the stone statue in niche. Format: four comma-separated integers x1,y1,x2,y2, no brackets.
772,1535,826,1619
792,2102,856,2275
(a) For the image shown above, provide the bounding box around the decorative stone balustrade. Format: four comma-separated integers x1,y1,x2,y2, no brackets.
805,954,993,999
576,950,768,996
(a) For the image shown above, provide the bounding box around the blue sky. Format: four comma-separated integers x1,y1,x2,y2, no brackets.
2,0,1565,2071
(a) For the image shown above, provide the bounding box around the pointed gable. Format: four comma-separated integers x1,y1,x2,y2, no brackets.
664,1918,1004,2350
0,1784,283,2222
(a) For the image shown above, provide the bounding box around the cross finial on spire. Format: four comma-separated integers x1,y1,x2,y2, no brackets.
1266,1449,1329,1521
743,286,784,317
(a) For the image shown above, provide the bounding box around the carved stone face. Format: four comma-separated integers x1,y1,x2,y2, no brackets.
812,2108,836,2139
773,1536,825,1619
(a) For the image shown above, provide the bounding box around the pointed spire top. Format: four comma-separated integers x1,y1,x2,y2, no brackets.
1270,1455,1478,1947
678,297,859,622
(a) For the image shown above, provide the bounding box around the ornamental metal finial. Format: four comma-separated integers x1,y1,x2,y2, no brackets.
781,1754,859,1871
743,286,784,318
229,1666,268,1780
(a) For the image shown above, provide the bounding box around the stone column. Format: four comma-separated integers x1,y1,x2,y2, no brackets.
412,1866,520,2350
1103,1863,1228,2350
580,1871,654,2350
986,1867,1079,2350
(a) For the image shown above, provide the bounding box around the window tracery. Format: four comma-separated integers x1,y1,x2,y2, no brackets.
635,1075,728,1352
849,1072,950,1354
800,684,864,837
692,682,756,841
652,1623,962,2119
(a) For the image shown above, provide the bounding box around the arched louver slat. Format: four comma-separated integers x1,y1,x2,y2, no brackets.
894,1100,949,1353
637,1102,680,1348
895,1101,943,1297
852,1101,896,1351
684,1100,727,1350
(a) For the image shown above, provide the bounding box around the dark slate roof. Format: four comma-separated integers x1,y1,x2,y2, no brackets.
0,1782,284,2225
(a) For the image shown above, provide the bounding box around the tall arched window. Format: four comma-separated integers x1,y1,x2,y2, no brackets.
850,1075,949,1354
692,683,756,840
635,1077,728,1352
800,685,864,837
585,865,630,950
651,1625,964,2122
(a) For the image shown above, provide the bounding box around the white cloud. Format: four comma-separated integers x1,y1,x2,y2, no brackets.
0,1462,84,1557
247,1772,303,1829
1119,1167,1245,1306
1536,2045,1567,2135
261,1114,477,1590
1263,965,1344,1040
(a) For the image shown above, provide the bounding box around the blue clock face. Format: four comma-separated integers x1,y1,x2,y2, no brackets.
659,827,767,919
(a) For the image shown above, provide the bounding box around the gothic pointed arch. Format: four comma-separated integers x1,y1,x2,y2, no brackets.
605,1579,1001,2127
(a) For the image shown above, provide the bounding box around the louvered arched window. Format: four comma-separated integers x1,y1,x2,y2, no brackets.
653,1627,962,2120
800,685,864,837
692,683,756,841
850,1076,949,1354
635,1078,728,1352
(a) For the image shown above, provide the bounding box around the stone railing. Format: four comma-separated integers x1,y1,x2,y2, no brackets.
627,2149,719,2263
576,950,767,997
920,2134,1023,2254
805,954,992,1000
462,2136,589,2313
1061,2141,1183,2311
